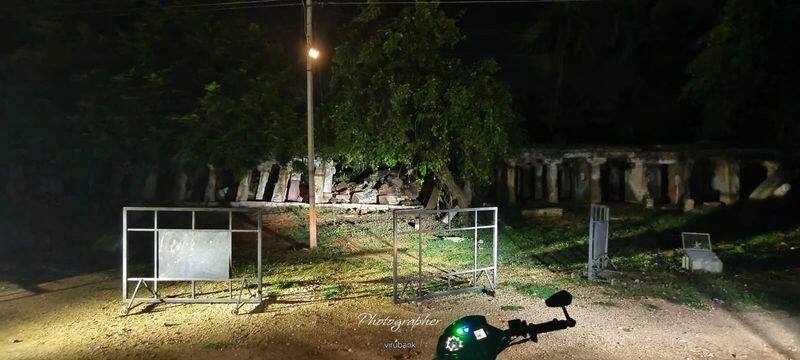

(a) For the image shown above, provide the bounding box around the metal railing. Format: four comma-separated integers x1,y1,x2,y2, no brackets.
121,207,262,314
392,207,498,303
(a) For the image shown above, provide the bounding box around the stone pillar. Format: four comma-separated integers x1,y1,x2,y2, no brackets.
533,162,544,200
714,159,740,205
589,158,606,204
313,159,326,203
667,162,691,206
142,165,159,201
506,161,517,205
287,171,303,202
572,161,591,202
644,164,662,204
255,161,274,201
203,164,217,202
235,170,252,201
323,161,336,193
624,159,647,203
520,164,532,200
271,163,292,202
545,160,560,203
173,169,189,201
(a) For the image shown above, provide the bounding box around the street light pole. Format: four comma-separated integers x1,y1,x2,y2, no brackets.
305,0,317,249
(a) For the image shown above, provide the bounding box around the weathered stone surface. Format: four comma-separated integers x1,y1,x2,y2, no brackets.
378,194,402,205
713,159,740,205
645,164,662,203
286,172,303,202
351,188,377,204
667,163,685,206
625,160,646,203
271,164,292,202
203,164,217,202
142,165,159,201
506,161,517,205
683,198,695,212
323,161,336,194
255,161,274,201
546,161,559,203
521,207,564,218
773,183,791,197
573,161,590,202
331,193,351,203
313,160,325,203
589,158,606,204
173,169,188,201
683,249,723,273
235,171,251,202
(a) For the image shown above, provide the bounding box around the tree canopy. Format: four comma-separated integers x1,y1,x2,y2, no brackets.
325,4,518,204
0,6,303,174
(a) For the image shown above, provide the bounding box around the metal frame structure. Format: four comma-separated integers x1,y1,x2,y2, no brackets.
392,207,498,304
681,232,713,250
121,207,262,315
588,204,610,280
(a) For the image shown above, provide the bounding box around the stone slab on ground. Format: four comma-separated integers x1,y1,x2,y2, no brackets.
683,249,723,273
521,207,564,218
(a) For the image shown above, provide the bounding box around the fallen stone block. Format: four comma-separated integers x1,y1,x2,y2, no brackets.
521,207,564,218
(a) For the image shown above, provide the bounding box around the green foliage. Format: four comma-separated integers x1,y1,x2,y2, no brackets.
0,7,303,173
503,281,559,300
326,4,518,185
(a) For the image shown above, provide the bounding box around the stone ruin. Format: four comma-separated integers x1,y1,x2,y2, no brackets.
207,159,422,206
504,146,790,209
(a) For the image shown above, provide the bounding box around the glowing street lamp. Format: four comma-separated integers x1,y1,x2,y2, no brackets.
308,47,320,59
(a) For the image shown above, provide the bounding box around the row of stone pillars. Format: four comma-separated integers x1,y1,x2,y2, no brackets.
506,158,607,205
199,160,336,203
505,156,749,208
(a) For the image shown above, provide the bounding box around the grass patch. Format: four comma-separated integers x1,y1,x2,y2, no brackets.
504,281,559,299
272,280,296,290
320,284,348,300
500,305,524,311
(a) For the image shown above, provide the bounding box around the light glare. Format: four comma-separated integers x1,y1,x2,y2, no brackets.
308,48,320,59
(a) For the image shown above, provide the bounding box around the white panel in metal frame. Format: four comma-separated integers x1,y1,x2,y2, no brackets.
588,204,610,280
392,207,498,304
121,207,262,315
158,230,231,279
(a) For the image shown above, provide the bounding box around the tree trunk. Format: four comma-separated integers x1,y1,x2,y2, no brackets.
425,183,440,209
437,166,472,208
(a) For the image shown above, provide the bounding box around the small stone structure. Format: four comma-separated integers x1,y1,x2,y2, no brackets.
505,146,785,208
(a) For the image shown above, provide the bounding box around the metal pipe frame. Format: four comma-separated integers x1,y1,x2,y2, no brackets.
588,204,610,280
392,207,498,304
121,207,263,313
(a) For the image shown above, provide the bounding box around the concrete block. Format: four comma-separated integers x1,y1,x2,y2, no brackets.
682,249,723,273
521,207,564,218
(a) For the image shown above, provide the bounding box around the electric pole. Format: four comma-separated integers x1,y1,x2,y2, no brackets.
305,0,317,249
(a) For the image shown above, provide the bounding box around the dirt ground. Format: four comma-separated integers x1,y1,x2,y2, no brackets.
1,269,798,360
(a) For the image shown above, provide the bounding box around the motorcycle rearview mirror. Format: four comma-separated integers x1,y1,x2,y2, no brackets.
545,290,572,308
